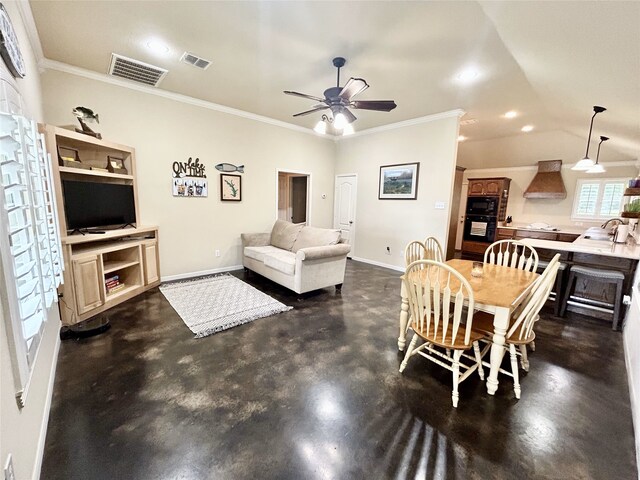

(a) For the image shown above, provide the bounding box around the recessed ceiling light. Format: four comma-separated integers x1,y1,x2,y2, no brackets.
146,41,169,54
504,111,518,119
458,135,467,142
521,125,534,132
455,68,480,84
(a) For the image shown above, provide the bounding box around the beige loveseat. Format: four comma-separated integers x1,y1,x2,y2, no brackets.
241,220,351,294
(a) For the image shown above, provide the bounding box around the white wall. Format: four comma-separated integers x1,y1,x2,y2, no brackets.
40,69,336,278
463,163,639,229
335,114,461,269
624,277,640,479
0,3,61,480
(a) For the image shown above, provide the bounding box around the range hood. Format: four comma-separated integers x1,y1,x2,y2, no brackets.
523,160,567,199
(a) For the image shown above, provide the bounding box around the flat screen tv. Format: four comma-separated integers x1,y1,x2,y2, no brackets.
62,180,136,231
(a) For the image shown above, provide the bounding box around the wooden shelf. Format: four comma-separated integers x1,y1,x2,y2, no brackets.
103,259,139,274
58,166,134,180
49,126,134,154
64,226,158,246
621,211,640,218
106,283,139,300
624,188,640,196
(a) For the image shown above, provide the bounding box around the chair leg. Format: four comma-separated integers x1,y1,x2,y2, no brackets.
399,334,419,373
560,272,576,317
612,278,624,331
451,350,462,408
519,344,529,372
473,341,484,380
553,270,564,317
510,344,521,400
446,348,452,358
529,340,536,352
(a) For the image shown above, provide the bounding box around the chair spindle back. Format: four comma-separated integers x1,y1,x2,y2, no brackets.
484,240,539,273
508,253,561,342
404,260,475,347
423,236,444,262
405,240,426,266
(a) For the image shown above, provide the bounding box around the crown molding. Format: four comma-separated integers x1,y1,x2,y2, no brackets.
15,0,45,68
40,58,332,138
334,109,465,141
462,159,639,174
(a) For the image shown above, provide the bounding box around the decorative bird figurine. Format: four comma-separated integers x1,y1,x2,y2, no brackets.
72,106,102,139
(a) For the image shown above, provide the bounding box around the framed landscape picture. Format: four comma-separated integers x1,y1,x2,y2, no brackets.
378,162,420,200
220,173,241,201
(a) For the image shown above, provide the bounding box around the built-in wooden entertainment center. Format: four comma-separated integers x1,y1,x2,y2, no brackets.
40,125,160,325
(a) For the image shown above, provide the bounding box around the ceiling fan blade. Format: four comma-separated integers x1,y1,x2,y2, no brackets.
293,105,329,117
338,78,369,100
284,90,326,103
350,100,397,112
341,108,357,124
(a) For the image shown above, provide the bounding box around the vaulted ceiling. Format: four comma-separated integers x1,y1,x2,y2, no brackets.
29,1,639,168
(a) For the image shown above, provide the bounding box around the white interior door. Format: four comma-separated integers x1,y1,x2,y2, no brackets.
334,174,357,254
455,181,468,250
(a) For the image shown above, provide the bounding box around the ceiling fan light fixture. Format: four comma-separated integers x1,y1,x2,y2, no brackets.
314,119,327,135
333,112,347,130
342,123,354,136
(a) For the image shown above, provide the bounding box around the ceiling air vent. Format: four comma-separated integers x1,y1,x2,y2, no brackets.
180,52,211,70
108,53,168,87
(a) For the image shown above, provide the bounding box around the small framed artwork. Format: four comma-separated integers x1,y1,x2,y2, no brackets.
378,162,420,200
220,173,241,201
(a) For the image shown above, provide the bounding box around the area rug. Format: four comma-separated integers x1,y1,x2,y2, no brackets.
159,274,292,338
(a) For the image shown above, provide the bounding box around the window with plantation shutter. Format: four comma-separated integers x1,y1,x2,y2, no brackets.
572,178,629,220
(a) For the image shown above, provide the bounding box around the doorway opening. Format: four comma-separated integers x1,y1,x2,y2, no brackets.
277,170,310,224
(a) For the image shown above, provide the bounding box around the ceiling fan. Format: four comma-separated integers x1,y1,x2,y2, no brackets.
284,57,397,134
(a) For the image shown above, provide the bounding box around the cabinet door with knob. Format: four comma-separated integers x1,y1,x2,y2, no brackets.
468,180,486,195
143,241,160,285
72,255,104,314
485,180,502,196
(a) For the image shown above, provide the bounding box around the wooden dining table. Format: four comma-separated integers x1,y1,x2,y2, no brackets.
397,258,540,395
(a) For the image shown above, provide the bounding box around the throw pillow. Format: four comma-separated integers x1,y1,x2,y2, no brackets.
292,226,341,252
270,220,304,251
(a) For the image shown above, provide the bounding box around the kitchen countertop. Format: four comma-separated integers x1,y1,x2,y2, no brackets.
498,224,585,235
521,228,640,260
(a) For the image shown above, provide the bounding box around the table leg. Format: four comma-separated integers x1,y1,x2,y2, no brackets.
486,306,510,395
398,280,409,351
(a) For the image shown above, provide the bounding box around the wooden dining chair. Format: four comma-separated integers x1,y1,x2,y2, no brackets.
399,260,485,407
404,240,426,266
484,239,539,273
472,254,561,399
423,236,444,262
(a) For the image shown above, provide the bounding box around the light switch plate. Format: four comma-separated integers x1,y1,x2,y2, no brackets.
435,201,446,210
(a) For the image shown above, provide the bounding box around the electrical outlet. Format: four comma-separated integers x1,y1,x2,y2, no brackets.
4,454,16,480
386,246,391,255
215,249,221,257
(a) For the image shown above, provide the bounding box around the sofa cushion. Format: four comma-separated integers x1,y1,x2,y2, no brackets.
270,220,304,251
263,251,296,276
292,226,341,253
244,245,283,263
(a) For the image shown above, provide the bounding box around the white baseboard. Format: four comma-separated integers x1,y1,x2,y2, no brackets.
32,329,61,480
161,265,244,282
350,256,404,273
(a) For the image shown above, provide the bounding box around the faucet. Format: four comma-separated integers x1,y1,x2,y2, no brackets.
601,218,626,233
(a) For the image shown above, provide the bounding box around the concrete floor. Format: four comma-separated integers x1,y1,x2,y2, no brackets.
42,260,637,479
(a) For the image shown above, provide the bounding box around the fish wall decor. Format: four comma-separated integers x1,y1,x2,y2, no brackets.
215,163,244,173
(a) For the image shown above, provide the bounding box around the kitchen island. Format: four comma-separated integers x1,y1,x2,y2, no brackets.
521,228,640,326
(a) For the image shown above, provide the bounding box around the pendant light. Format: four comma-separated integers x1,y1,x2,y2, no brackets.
572,105,607,170
586,136,609,174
